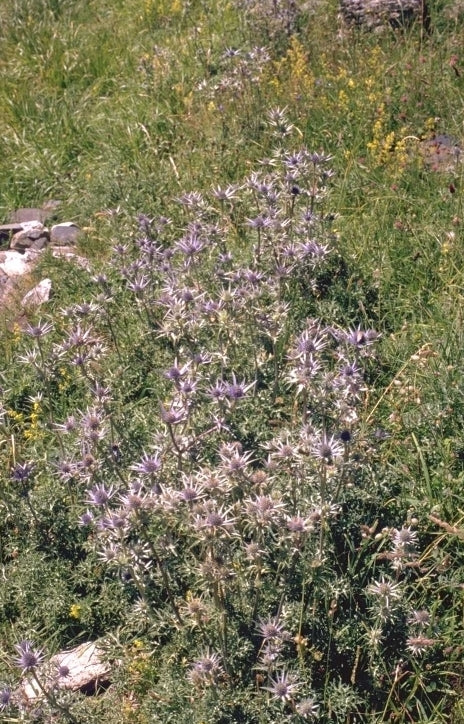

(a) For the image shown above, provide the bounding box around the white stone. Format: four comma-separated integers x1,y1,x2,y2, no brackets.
20,221,44,231
19,641,113,703
21,278,52,307
52,247,91,270
0,250,39,277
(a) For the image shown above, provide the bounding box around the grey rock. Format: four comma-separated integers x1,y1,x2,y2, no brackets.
21,278,52,308
10,223,50,252
42,199,62,213
50,222,81,246
419,134,462,172
9,208,49,224
9,200,62,225
339,0,429,29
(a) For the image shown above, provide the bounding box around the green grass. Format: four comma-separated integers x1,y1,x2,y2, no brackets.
1,0,464,721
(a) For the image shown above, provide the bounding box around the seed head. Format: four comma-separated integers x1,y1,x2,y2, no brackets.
296,696,320,719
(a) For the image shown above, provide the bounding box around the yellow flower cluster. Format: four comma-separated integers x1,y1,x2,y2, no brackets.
12,323,22,346
69,603,82,619
271,37,314,100
58,367,72,393
7,408,24,424
23,399,43,442
367,104,391,164
144,0,181,17
367,103,409,172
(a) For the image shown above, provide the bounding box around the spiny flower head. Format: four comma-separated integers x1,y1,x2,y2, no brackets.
24,319,53,338
130,452,162,476
406,635,437,656
296,696,320,719
256,616,289,641
14,640,45,673
0,687,11,711
367,576,403,620
262,669,301,701
11,462,35,482
311,432,344,465
85,483,115,507
188,650,223,687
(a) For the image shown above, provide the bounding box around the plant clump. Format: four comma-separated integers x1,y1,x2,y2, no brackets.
1,105,461,723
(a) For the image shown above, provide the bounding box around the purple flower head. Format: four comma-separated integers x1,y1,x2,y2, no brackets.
80,407,105,441
178,477,204,503
54,415,77,434
345,325,379,349
263,670,301,701
137,213,153,234
177,191,205,208
339,429,352,443
196,468,230,494
14,641,45,673
24,320,53,338
408,609,431,628
97,543,121,565
206,380,226,402
112,242,129,256
244,541,265,562
247,214,272,230
164,361,191,384
0,687,11,711
245,494,286,526
286,515,312,533
256,617,289,641
195,506,236,536
392,526,418,549
130,452,162,476
212,184,240,202
291,326,328,358
85,483,115,507
78,510,94,526
72,301,100,318
91,382,111,404
242,268,265,286
267,106,294,137
119,490,146,512
219,448,255,476
308,151,333,165
175,233,206,259
11,462,35,483
311,432,344,465
127,274,150,296
64,324,95,349
160,404,186,426
188,650,223,687
178,378,197,396
224,374,255,401
223,47,241,58
269,439,298,461
79,452,98,472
